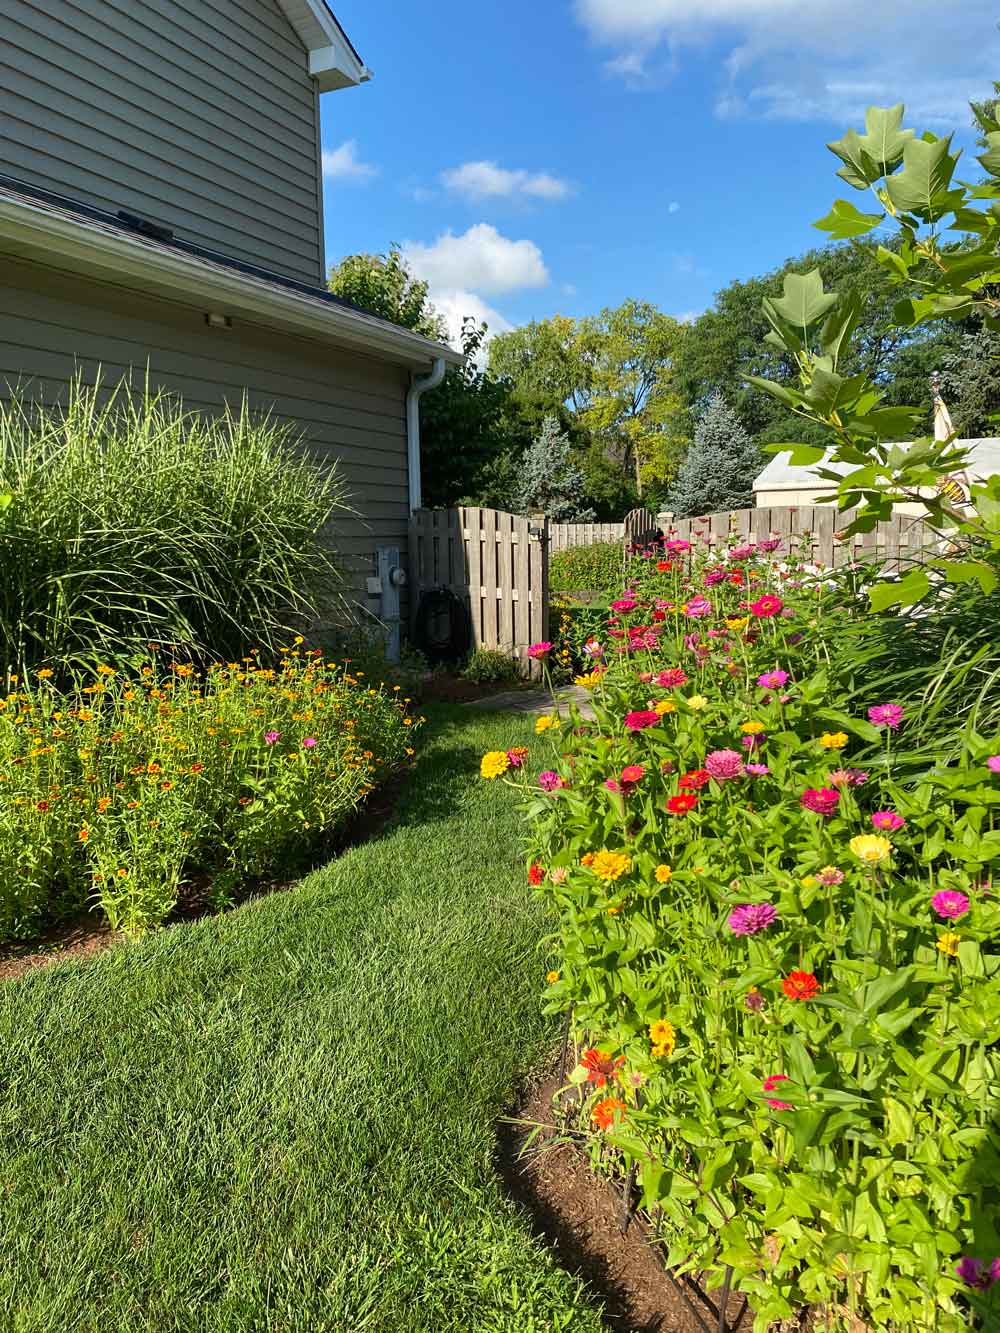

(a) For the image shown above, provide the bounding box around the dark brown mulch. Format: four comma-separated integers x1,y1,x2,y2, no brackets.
497,1069,754,1333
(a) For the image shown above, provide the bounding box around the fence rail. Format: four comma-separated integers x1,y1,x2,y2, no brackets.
409,507,549,675
549,521,624,551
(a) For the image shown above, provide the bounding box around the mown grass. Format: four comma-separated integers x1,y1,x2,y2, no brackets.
0,706,601,1333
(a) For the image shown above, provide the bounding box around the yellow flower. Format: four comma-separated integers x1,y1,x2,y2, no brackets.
850,834,892,865
574,671,603,689
686,694,708,711
96,664,115,676
800,875,819,889
546,969,561,983
480,750,510,780
590,850,631,882
820,731,848,750
36,668,54,679
937,932,961,957
535,715,559,734
649,1019,676,1055
725,616,749,631
741,721,766,735
654,699,676,715
655,863,672,883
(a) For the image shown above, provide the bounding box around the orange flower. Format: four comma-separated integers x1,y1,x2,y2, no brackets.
78,826,90,842
591,1097,627,1132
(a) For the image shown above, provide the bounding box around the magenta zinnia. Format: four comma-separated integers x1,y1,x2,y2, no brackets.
800,787,840,816
728,902,777,935
932,889,970,920
655,668,687,688
868,703,904,730
625,710,660,731
871,810,905,832
757,669,788,689
526,641,553,659
705,749,744,781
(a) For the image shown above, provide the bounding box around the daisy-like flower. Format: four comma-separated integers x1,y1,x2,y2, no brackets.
745,762,770,776
932,889,970,920
480,751,511,779
648,1019,676,1056
546,969,561,983
819,732,848,749
581,1048,625,1086
750,594,783,618
655,668,687,688
705,749,744,781
686,694,708,711
625,710,660,731
666,793,698,815
592,1097,627,1131
590,850,632,881
783,970,820,1001
937,932,961,957
728,902,777,935
850,834,892,864
868,703,904,730
654,864,672,883
741,720,766,735
800,787,840,817
757,669,788,689
871,810,905,832
818,865,845,886
527,641,553,659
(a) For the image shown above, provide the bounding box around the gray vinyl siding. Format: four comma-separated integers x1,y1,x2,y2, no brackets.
0,257,411,616
0,0,324,284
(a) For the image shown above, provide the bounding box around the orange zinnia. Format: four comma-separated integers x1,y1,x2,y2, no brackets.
591,1097,627,1131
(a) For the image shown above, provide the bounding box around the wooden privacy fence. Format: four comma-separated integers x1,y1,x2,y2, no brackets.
656,505,936,570
409,507,550,675
549,521,624,551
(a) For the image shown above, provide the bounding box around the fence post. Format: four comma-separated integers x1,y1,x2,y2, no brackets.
527,512,549,681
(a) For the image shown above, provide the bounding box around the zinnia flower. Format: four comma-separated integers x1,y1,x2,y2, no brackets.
757,669,789,689
741,720,766,735
550,867,568,884
679,769,710,789
527,641,553,659
987,755,1000,773
818,865,844,886
655,668,687,687
535,716,558,734
610,599,637,613
620,764,645,786
480,750,511,779
800,787,840,817
302,737,318,748
868,703,904,730
666,793,698,815
932,889,970,920
683,596,713,618
871,810,905,832
656,559,673,572
728,902,777,935
655,864,672,883
937,932,961,957
686,694,708,710
625,710,660,731
592,1097,627,1131
506,746,529,769
750,594,783,617
648,1019,676,1056
581,1048,624,1086
705,749,744,781
850,834,892,864
820,732,848,750
582,640,604,659
665,539,690,552
762,1074,793,1110
744,987,766,1012
264,730,281,744
955,1257,994,1290
590,850,632,881
538,770,563,791
828,768,869,788
757,538,782,553
528,863,545,885
745,762,770,776
546,969,560,983
782,970,820,1001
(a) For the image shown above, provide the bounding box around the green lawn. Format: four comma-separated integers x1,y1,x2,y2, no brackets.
0,706,601,1333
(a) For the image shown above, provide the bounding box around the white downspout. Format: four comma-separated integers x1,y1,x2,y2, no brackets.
406,356,446,513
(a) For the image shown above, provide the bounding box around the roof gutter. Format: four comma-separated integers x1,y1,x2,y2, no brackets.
0,195,462,372
406,358,447,513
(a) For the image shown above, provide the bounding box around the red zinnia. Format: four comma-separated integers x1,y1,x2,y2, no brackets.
679,768,711,790
750,594,784,618
591,1096,627,1130
666,793,698,815
656,560,673,572
581,1048,625,1087
528,863,545,885
782,970,820,1002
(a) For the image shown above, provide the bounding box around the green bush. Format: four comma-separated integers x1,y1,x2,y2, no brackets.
549,541,623,595
0,377,347,673
461,648,522,685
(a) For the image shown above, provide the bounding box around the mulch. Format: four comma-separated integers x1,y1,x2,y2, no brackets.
496,1068,756,1333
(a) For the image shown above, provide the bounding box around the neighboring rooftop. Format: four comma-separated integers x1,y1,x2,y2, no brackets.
754,438,1000,497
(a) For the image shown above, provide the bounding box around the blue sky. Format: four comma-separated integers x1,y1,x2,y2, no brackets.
319,1,1000,345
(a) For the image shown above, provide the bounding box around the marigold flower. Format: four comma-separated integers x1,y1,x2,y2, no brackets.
581,1048,624,1086
762,1074,793,1110
728,902,777,935
820,732,848,749
590,850,632,881
591,1097,627,1131
480,750,511,779
686,694,708,710
932,889,970,920
937,932,961,957
871,810,905,832
655,864,672,883
850,834,892,864
782,970,820,1001
546,969,561,983
648,1019,675,1054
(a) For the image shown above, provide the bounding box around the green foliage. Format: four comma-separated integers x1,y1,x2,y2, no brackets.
668,392,761,517
461,647,522,686
549,542,623,595
0,655,412,938
0,379,345,673
515,416,595,521
327,245,447,339
510,538,1000,1331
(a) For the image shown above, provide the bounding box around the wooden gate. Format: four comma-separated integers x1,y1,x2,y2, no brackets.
409,507,550,676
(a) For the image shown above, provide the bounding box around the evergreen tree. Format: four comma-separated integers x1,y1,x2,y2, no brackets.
515,416,595,521
667,393,761,517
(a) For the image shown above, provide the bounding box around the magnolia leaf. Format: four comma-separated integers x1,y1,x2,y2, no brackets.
768,270,839,330
868,568,930,612
814,199,885,239
884,136,959,216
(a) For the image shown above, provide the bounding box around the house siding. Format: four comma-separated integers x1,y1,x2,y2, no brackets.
0,258,411,617
0,0,324,284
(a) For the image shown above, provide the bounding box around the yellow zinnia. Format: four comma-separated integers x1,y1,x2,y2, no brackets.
655,864,672,883
820,731,848,750
937,932,960,957
546,969,561,983
535,715,559,734
574,672,603,689
725,616,749,631
590,850,632,882
480,750,510,780
649,1019,676,1055
686,694,708,711
654,699,676,715
850,834,892,864
741,720,765,734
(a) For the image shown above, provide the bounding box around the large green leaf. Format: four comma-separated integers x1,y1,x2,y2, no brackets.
857,104,914,176
745,374,805,408
827,127,881,189
820,291,863,364
884,136,959,216
768,270,839,330
765,442,826,465
868,568,930,611
814,199,885,239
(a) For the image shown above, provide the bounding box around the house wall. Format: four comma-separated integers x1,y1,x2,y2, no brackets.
0,0,324,284
754,487,926,517
0,257,411,624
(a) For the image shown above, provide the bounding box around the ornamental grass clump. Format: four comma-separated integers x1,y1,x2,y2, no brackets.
0,647,414,938
485,533,1000,1332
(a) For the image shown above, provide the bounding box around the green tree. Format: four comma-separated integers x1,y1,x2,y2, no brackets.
327,246,446,339
515,416,595,521
667,392,761,517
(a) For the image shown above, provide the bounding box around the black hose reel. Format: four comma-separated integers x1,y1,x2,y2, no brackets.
413,587,473,666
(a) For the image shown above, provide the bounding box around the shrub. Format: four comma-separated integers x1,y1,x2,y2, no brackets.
0,377,347,674
667,391,760,517
550,541,623,596
0,649,414,939
489,536,1000,1332
462,648,522,686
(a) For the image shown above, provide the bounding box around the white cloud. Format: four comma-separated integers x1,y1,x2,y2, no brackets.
576,0,1000,125
402,224,549,295
667,201,681,214
442,161,573,201
431,290,514,357
321,140,377,182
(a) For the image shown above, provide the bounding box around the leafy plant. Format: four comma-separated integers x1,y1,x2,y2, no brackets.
549,542,623,596
461,648,523,686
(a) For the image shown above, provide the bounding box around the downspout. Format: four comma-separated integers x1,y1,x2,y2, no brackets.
406,357,446,513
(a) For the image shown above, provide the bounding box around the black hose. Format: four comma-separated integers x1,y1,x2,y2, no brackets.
413,587,473,665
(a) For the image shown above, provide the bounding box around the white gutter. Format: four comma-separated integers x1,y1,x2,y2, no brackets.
406,358,447,512
0,194,463,372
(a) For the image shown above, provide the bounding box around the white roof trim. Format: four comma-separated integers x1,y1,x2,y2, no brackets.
0,194,462,371
275,1,373,92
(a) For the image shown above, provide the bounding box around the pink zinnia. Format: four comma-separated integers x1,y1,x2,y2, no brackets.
818,866,845,886
620,764,645,785
868,703,904,730
800,787,840,816
610,599,637,613
625,710,660,731
705,749,744,781
527,641,553,659
757,669,788,689
264,730,281,744
745,762,770,776
871,810,905,832
684,595,713,618
538,771,563,792
302,737,318,748
932,889,970,920
987,755,1000,773
728,544,756,561
828,768,868,788
757,538,782,553
762,1074,793,1111
703,569,727,586
582,639,604,658
665,539,691,552
655,668,687,688
750,594,783,618
728,902,777,935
